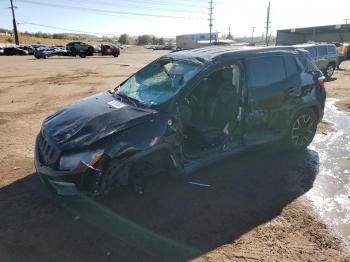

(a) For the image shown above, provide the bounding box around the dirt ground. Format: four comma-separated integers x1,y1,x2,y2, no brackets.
327,61,350,113
0,48,349,261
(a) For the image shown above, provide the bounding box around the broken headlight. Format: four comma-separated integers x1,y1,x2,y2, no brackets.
59,150,103,171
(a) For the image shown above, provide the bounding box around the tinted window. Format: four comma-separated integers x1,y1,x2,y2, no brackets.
304,47,316,57
327,45,337,54
317,46,328,56
297,55,318,72
247,56,286,87
284,56,299,77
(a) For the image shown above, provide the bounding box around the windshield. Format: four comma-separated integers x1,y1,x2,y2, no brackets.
115,59,202,106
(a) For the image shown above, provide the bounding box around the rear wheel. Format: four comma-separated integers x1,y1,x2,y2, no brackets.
79,53,86,58
285,109,317,151
325,63,335,79
88,47,94,55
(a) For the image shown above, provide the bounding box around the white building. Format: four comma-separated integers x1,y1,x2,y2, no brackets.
176,33,219,49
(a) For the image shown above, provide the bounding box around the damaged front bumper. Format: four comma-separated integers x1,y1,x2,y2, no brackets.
34,144,102,196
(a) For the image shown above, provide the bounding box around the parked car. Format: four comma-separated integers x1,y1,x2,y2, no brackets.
4,47,28,55
31,44,48,51
35,46,326,196
294,43,337,79
18,45,35,55
66,41,94,54
101,44,120,57
34,47,58,59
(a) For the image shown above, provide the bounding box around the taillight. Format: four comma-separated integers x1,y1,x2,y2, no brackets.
339,46,346,56
318,76,325,88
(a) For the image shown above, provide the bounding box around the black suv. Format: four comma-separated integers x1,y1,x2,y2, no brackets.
35,46,326,196
66,42,94,55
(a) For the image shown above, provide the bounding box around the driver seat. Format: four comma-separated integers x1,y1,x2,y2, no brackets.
200,69,235,145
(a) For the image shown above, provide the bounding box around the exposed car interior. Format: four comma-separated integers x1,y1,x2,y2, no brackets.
181,65,241,155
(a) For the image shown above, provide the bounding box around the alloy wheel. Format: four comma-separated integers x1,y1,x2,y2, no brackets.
291,114,315,147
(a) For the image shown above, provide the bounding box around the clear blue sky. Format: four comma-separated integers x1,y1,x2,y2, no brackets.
0,0,350,37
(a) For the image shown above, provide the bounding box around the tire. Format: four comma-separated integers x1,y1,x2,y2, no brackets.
113,52,119,57
325,63,335,79
284,109,317,151
79,53,86,58
43,55,47,59
88,47,93,54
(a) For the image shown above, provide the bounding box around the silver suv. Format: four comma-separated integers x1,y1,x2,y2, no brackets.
294,43,338,79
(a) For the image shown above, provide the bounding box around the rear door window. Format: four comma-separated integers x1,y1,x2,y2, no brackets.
317,46,328,56
247,56,286,87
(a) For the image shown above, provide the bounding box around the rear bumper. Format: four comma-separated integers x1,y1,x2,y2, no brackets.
34,141,102,195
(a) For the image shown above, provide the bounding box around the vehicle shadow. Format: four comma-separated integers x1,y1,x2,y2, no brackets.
326,77,337,82
0,149,319,262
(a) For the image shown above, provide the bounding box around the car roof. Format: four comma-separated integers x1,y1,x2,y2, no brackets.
164,46,305,64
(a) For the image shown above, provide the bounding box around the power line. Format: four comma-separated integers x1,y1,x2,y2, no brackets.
68,0,208,15
16,0,206,20
78,0,210,9
18,22,117,36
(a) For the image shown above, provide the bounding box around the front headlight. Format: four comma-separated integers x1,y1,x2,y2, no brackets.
59,150,104,171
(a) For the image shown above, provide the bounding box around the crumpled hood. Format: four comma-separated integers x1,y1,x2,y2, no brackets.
43,92,154,150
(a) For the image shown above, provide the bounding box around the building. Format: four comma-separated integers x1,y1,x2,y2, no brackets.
176,33,219,49
276,24,350,45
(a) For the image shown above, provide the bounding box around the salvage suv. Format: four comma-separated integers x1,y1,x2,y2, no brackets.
35,46,326,196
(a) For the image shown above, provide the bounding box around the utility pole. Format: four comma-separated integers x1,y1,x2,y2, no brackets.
10,0,19,45
209,0,213,44
251,26,255,43
227,25,233,40
345,18,350,24
265,2,271,46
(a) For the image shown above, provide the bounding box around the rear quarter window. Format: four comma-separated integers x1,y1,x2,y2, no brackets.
284,56,299,77
296,55,318,72
327,45,337,55
247,56,286,87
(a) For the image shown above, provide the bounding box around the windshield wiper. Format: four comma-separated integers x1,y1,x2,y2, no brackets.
116,93,137,107
116,92,147,108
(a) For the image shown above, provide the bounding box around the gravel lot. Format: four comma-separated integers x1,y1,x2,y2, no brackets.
0,48,349,261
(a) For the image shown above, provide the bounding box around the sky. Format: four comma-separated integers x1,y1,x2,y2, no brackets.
0,0,350,38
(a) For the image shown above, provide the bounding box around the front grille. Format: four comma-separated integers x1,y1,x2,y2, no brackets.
37,134,61,166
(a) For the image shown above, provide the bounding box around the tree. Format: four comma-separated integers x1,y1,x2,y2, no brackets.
118,33,131,45
156,37,165,45
137,35,152,45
